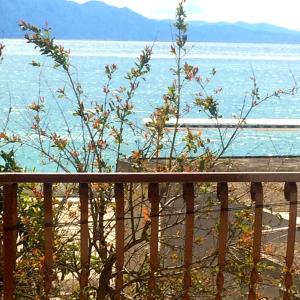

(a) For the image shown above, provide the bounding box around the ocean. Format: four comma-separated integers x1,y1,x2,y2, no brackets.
1,39,300,170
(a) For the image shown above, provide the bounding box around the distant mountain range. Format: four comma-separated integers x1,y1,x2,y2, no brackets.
2,0,300,43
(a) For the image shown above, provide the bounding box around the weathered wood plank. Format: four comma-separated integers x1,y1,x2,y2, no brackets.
115,183,125,300
248,182,263,300
215,182,229,300
3,172,300,183
3,183,17,300
183,183,195,300
283,182,297,300
43,183,53,299
79,183,89,300
148,183,159,299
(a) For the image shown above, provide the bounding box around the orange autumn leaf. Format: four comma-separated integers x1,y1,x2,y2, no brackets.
32,248,40,256
93,119,101,129
142,207,150,222
0,132,7,139
39,256,45,268
132,150,141,159
263,244,274,255
183,165,193,172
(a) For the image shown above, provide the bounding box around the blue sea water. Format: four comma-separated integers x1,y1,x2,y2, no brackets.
1,39,300,170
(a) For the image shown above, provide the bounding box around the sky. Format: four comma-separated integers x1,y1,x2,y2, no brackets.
71,0,300,31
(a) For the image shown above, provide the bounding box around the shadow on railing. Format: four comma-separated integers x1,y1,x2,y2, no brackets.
0,172,299,299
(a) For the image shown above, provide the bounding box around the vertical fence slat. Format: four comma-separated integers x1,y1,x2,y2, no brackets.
148,183,160,299
0,223,2,292
3,183,17,300
79,183,89,300
183,182,195,300
248,182,263,300
43,183,53,299
115,183,125,300
215,182,229,300
283,182,297,300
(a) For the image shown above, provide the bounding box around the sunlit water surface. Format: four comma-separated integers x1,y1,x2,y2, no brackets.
2,39,300,170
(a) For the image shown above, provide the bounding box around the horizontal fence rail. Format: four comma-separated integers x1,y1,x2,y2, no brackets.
1,172,300,183
0,172,299,299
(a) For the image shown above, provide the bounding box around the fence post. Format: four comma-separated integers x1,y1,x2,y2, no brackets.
283,182,297,300
79,183,89,300
115,183,125,300
215,182,229,300
148,183,159,299
3,183,18,300
183,183,195,300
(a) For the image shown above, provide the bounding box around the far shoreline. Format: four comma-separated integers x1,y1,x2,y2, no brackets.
2,37,300,46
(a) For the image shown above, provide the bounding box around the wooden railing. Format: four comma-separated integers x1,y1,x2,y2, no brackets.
0,172,299,299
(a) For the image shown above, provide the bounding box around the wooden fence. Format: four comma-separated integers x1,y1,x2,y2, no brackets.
0,172,299,299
